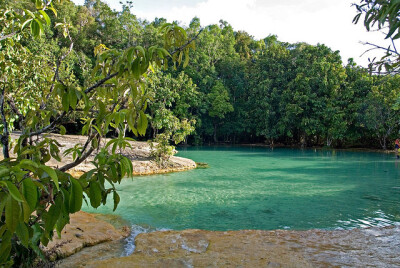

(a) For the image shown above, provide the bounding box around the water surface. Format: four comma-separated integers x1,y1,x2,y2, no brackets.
83,147,400,231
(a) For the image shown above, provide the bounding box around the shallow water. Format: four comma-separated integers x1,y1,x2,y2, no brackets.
83,147,400,231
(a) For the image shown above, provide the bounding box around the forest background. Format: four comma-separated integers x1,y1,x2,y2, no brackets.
3,0,400,151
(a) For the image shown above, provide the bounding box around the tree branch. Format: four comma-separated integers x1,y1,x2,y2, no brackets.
58,134,100,172
84,29,203,95
58,147,94,172
170,28,204,56
29,111,67,137
84,72,119,94
0,31,18,42
361,41,400,56
0,86,10,158
391,37,398,54
7,98,23,119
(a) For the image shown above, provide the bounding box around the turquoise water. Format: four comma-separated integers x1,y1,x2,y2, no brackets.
83,147,400,231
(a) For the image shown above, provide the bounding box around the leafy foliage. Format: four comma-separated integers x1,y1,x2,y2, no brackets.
353,0,400,74
0,0,196,266
146,70,197,165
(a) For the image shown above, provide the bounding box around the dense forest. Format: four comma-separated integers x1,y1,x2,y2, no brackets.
3,0,400,149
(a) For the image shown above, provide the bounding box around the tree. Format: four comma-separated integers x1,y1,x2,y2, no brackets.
361,75,400,149
207,81,234,143
353,0,400,74
247,39,292,145
183,19,237,143
0,1,196,266
145,70,198,165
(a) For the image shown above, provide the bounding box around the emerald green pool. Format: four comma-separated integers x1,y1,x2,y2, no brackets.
83,147,400,231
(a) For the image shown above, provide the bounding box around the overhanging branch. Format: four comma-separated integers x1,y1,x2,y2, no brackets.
170,28,203,56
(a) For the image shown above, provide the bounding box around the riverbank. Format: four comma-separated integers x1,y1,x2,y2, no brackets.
9,133,197,176
184,142,395,154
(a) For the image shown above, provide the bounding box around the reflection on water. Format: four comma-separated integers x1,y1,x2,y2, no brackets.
83,147,400,231
336,210,396,229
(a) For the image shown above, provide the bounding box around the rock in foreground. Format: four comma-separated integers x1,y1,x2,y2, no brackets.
70,225,400,267
82,229,313,267
43,211,129,261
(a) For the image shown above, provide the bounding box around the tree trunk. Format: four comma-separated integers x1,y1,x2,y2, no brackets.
300,133,306,148
0,87,9,158
1,135,9,158
213,123,218,143
381,136,387,150
326,137,332,147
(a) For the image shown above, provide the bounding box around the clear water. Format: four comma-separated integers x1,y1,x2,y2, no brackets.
83,147,400,231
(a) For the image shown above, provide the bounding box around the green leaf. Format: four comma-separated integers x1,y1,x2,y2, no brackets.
20,148,36,156
89,181,102,208
92,137,99,149
30,19,40,37
5,195,20,233
16,222,29,248
21,199,31,222
49,3,57,17
0,192,7,215
35,0,43,9
0,166,9,178
44,196,62,232
113,191,120,212
19,159,39,170
36,18,44,34
56,203,70,238
21,18,33,31
69,178,83,213
0,224,7,239
137,110,148,136
38,10,51,25
60,188,70,213
40,165,59,191
59,125,66,135
24,9,35,18
0,231,12,264
62,92,69,111
69,89,78,110
6,181,23,202
30,223,45,257
22,179,37,213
